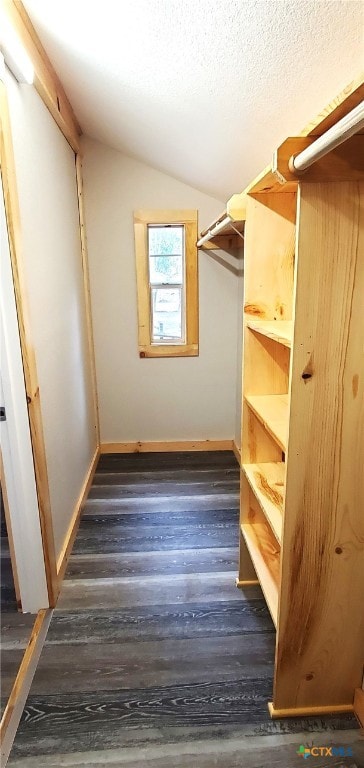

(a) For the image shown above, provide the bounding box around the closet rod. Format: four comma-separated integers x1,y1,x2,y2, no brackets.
197,215,232,247
289,100,364,173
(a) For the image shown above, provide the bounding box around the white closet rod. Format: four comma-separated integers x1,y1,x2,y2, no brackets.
289,101,364,173
197,215,232,247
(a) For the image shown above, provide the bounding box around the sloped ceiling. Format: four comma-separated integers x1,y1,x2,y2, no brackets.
23,0,363,199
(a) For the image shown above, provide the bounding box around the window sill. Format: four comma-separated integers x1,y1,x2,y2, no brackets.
139,344,199,358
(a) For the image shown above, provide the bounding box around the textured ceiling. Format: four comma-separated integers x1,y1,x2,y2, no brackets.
23,0,363,199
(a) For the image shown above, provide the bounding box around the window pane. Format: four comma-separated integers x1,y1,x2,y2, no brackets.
149,255,183,284
148,225,183,257
151,287,183,342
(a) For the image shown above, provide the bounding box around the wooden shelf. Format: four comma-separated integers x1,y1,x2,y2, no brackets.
240,520,280,627
245,394,289,451
243,463,285,543
247,320,293,348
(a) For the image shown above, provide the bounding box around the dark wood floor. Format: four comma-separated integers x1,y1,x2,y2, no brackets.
1,490,36,719
8,452,363,767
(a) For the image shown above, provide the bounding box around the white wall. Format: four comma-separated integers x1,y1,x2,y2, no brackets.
6,72,96,559
82,137,240,444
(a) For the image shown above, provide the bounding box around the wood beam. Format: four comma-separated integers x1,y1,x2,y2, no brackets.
1,0,81,152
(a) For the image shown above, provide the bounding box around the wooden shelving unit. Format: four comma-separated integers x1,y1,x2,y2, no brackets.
235,78,364,719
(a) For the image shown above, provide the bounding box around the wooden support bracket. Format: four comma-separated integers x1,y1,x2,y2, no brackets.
273,135,364,184
226,193,247,222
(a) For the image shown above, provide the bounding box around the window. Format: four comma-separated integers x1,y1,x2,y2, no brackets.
134,210,198,357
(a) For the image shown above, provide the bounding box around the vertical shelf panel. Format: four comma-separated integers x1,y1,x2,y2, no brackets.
243,192,296,323
244,330,290,398
274,181,364,711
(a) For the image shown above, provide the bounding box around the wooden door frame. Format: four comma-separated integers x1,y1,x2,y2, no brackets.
0,66,58,604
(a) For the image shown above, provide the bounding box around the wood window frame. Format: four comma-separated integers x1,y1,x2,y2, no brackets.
134,209,199,358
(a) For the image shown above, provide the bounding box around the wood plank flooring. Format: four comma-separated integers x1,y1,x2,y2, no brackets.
8,452,364,767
